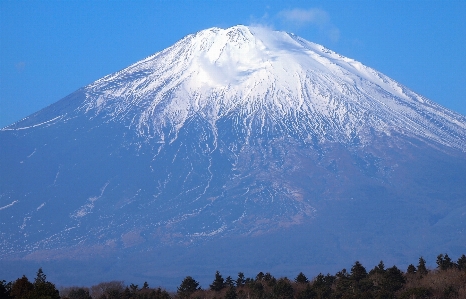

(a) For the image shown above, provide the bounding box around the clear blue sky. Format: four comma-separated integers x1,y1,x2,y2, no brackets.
1,0,465,128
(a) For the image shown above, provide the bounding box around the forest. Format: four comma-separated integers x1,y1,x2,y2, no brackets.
1,253,465,299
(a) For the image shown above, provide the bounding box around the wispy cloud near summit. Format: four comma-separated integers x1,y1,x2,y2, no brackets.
278,8,340,42
279,8,329,25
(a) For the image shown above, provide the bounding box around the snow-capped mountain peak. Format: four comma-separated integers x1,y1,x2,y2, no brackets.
63,25,464,150
2,25,466,287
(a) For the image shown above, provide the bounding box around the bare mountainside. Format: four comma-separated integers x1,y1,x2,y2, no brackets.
1,25,465,288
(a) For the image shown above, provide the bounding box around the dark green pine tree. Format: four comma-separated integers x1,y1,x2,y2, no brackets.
436,253,454,270
152,287,171,299
406,264,417,274
121,287,131,299
263,273,276,287
236,272,245,287
263,272,274,282
346,261,374,297
34,268,46,284
350,261,367,282
10,276,33,299
310,273,333,299
225,276,235,287
375,261,385,273
210,271,226,291
272,278,294,299
32,268,60,299
249,281,265,299
417,256,428,275
295,272,309,284
369,260,385,288
177,276,200,299
312,273,326,288
34,282,60,299
129,283,139,294
224,285,237,299
457,254,466,271
382,265,405,293
369,260,386,277
0,280,11,299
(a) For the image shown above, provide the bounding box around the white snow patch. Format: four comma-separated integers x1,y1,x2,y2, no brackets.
20,217,31,230
27,148,37,158
71,182,109,219
0,200,19,211
190,224,227,237
2,115,64,131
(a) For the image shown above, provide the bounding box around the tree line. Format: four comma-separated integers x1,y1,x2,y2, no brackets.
1,253,465,299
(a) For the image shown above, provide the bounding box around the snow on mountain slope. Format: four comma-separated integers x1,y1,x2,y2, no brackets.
46,25,464,150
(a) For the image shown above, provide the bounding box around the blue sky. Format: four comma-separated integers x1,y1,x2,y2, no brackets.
1,0,465,128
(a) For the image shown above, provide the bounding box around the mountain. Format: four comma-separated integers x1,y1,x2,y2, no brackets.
1,25,466,288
